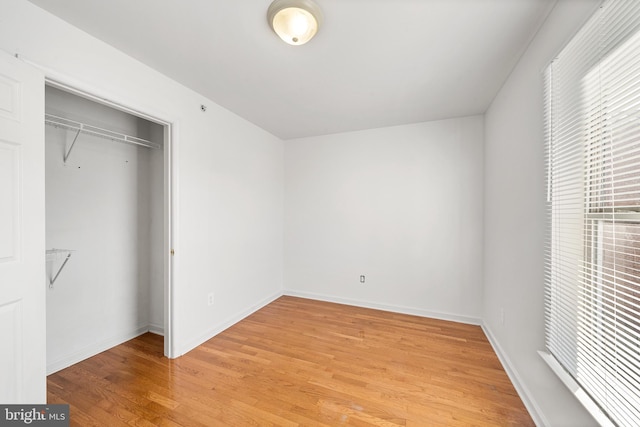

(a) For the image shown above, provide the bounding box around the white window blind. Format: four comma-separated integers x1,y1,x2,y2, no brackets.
544,0,640,426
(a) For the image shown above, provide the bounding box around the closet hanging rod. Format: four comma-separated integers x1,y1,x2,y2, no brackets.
45,114,161,150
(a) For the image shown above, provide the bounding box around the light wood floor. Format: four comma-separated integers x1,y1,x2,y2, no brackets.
47,296,534,426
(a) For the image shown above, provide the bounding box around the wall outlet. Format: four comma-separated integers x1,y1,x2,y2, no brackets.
360,275,365,283
207,292,215,306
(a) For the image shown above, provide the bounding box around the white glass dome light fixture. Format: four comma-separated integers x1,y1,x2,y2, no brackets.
267,0,323,46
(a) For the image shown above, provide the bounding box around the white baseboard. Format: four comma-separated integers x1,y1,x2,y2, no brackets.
148,322,164,336
46,325,151,375
284,289,482,325
482,323,547,427
176,290,284,357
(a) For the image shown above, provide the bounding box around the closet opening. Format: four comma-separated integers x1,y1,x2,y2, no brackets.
44,83,173,374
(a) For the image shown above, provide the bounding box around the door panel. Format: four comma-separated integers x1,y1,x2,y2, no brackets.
0,300,22,402
0,51,45,403
0,141,20,262
0,73,21,121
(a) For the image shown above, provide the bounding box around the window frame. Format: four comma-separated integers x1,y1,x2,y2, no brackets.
542,1,640,425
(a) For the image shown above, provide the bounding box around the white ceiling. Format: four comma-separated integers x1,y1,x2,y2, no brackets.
27,0,556,140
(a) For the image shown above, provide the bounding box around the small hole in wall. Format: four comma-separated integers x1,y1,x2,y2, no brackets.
200,104,207,112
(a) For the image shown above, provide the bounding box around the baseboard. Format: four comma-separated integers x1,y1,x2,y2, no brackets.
482,323,547,427
148,322,164,336
283,289,482,325
176,290,284,357
46,325,150,375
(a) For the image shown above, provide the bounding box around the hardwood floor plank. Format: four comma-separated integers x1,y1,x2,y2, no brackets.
48,296,534,426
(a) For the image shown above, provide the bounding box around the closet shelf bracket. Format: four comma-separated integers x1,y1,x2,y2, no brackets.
64,129,82,163
46,249,74,289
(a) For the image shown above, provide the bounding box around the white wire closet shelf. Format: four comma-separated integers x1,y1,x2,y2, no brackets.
45,113,161,162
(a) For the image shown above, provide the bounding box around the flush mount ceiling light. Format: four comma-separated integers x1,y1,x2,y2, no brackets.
267,0,323,46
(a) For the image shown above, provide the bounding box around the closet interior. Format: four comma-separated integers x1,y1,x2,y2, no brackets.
44,85,165,374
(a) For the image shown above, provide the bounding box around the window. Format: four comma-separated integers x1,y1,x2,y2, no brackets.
544,1,640,426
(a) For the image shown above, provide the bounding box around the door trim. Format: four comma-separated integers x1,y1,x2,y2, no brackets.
17,56,179,358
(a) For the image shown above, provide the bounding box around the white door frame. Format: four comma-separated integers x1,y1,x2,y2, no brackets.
40,73,177,358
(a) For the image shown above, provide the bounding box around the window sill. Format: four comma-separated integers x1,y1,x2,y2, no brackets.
538,351,614,427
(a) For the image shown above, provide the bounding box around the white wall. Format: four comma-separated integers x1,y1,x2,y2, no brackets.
284,116,484,322
45,86,163,373
483,0,600,425
0,0,284,358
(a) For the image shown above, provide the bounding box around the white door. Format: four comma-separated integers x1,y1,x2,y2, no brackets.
0,51,46,403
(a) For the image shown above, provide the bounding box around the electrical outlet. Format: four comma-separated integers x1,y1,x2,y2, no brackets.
360,275,365,283
207,292,215,306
